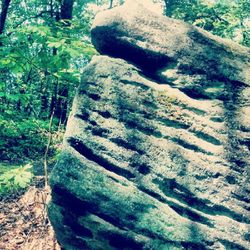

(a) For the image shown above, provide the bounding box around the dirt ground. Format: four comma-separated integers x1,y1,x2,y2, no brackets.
0,177,61,250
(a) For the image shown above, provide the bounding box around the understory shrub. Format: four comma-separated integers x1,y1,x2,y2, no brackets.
0,116,56,162
0,164,34,196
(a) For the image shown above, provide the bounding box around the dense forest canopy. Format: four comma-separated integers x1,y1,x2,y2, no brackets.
0,0,249,192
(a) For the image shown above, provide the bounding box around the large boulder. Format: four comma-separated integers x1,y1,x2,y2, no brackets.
91,0,250,99
91,1,250,83
48,2,250,250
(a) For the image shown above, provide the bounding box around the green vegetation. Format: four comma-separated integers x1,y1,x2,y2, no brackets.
0,164,33,195
0,117,54,161
0,0,249,196
164,0,249,47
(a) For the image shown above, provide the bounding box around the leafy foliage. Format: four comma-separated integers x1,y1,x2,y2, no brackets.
0,0,98,166
164,0,250,47
0,3,96,122
0,164,33,195
0,116,56,162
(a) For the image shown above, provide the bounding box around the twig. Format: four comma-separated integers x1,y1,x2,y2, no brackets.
44,109,54,188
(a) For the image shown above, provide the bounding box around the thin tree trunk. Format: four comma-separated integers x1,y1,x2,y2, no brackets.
0,0,11,34
44,109,54,188
54,85,68,124
41,91,48,118
60,0,74,20
50,79,58,118
53,0,74,123
0,0,11,46
164,0,176,17
40,71,49,118
109,0,113,9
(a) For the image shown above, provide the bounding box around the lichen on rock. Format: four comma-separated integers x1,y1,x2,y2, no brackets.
48,2,250,250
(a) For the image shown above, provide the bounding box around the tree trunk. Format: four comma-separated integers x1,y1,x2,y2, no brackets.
53,0,74,124
60,0,74,20
109,0,113,9
54,85,68,125
50,79,58,118
0,0,11,34
164,0,177,17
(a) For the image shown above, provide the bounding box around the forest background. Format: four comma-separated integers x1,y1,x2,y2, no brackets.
0,0,249,195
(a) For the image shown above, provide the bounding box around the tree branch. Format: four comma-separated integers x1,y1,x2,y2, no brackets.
13,10,51,30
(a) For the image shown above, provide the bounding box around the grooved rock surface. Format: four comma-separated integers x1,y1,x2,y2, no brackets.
48,2,250,250
91,1,250,87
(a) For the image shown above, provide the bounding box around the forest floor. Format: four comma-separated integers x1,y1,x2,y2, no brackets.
0,177,61,250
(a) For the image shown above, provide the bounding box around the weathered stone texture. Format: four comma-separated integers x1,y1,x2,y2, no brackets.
91,1,250,86
48,2,250,250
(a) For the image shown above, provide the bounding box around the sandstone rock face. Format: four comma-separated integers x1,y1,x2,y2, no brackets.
48,2,250,250
91,1,250,87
